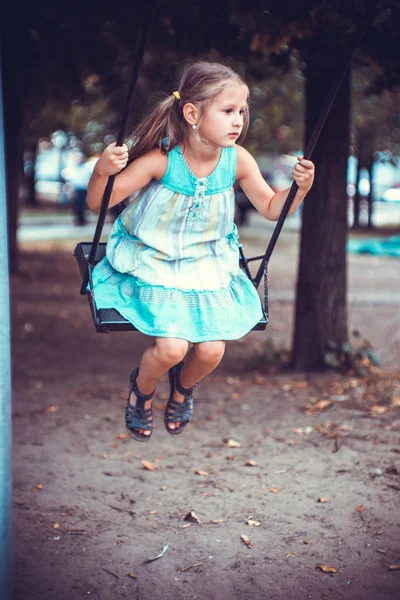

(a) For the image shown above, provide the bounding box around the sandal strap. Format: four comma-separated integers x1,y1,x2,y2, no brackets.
125,368,154,432
130,368,155,403
174,362,197,397
125,404,152,430
165,397,193,423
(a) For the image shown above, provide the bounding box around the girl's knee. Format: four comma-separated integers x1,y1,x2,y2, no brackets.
194,341,225,364
154,338,189,366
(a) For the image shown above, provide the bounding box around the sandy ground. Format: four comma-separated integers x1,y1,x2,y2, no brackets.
10,223,400,600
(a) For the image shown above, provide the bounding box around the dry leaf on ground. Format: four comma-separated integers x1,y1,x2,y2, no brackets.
245,518,261,527
222,438,241,448
317,565,337,573
183,510,201,524
269,487,279,494
126,572,137,579
210,519,225,524
356,504,365,512
141,460,156,471
317,497,329,503
194,469,209,476
241,535,253,548
32,484,43,491
44,405,58,413
245,460,257,467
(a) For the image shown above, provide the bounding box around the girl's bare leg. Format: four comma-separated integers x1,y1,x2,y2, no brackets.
131,338,189,435
168,341,226,430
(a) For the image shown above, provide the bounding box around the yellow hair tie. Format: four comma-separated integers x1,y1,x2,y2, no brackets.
172,90,181,100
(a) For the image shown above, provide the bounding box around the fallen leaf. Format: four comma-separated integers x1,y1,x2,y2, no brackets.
370,405,388,415
373,531,384,536
314,400,333,410
181,523,192,528
210,519,225,524
160,485,167,491
32,484,43,491
245,518,261,527
45,405,58,414
126,572,137,579
269,487,279,494
286,553,295,558
253,375,265,384
149,510,157,515
232,392,241,400
117,432,129,440
356,504,364,513
183,510,201,524
245,460,258,467
194,469,209,476
317,497,329,503
388,564,400,571
317,565,337,574
53,523,60,529
241,535,253,548
222,438,241,448
141,460,156,471
280,384,292,392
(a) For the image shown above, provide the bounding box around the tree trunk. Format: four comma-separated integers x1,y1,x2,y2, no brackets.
25,144,37,206
367,157,374,229
353,158,361,228
292,66,350,371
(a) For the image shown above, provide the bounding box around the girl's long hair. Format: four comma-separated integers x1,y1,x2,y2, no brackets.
127,61,250,164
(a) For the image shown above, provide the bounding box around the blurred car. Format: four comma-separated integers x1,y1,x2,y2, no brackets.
381,186,400,202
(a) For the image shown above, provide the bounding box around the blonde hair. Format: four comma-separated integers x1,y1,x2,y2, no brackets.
127,61,249,163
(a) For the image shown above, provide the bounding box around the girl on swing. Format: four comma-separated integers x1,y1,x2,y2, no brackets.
87,61,314,442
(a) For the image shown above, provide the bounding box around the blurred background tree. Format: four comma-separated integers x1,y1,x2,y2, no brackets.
2,0,399,370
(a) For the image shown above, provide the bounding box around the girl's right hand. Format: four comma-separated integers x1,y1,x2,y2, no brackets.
95,142,129,176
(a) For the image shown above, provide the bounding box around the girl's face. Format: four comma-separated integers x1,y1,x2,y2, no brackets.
197,82,248,148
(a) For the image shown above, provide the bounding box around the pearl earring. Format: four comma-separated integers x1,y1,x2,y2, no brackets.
192,124,197,130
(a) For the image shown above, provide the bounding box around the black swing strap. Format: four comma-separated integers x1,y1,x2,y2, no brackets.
252,37,361,289
80,1,157,295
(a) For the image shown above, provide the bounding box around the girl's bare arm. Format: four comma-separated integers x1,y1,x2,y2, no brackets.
236,145,314,222
87,144,168,212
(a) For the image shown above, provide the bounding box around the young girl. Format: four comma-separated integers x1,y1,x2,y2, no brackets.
87,61,314,442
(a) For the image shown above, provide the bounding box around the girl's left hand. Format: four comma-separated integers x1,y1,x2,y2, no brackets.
292,157,315,192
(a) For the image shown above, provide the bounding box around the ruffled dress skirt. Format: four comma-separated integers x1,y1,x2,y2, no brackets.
90,146,264,342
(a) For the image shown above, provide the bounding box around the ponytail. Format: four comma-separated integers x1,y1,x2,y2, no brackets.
127,94,184,164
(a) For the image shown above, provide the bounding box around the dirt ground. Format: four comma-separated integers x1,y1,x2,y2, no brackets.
10,225,400,600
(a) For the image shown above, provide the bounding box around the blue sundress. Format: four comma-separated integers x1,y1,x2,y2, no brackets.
91,144,263,342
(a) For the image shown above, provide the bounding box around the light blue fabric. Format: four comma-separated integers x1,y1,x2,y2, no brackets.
91,145,264,341
347,235,400,258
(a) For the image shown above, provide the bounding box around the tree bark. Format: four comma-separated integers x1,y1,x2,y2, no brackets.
353,159,361,228
292,65,350,370
367,157,374,228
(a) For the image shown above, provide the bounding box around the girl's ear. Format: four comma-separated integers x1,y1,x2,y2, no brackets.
182,103,199,127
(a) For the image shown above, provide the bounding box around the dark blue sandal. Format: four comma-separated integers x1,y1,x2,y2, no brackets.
164,361,196,435
125,368,154,442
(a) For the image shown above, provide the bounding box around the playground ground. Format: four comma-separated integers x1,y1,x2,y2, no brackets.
11,213,400,600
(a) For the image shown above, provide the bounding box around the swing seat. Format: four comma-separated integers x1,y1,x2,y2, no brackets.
74,242,268,333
